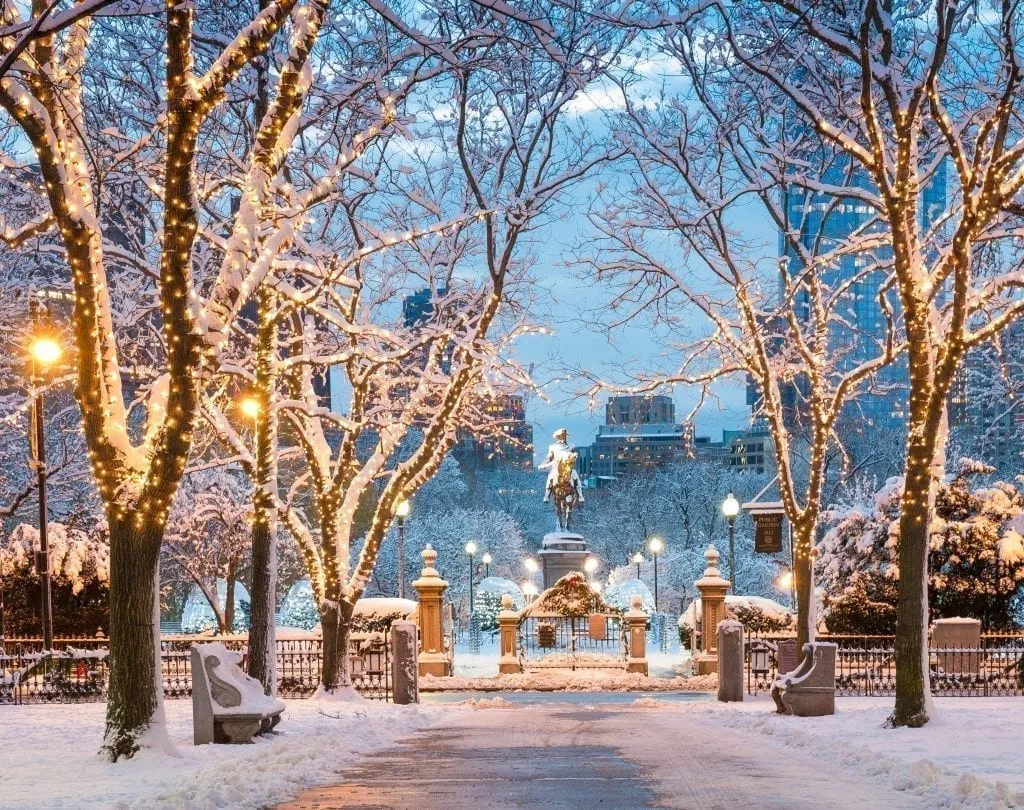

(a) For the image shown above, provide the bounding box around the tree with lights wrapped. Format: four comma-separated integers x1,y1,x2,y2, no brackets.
0,0,338,758
583,57,901,660
669,0,1024,728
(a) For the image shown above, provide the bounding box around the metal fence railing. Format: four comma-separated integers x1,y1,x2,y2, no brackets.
517,615,627,670
745,633,1024,697
0,636,393,705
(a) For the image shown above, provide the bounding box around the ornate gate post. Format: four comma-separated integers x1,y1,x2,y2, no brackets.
625,595,649,675
498,594,520,674
412,545,451,677
695,545,730,676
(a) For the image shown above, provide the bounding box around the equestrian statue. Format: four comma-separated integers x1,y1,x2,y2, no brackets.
538,428,585,532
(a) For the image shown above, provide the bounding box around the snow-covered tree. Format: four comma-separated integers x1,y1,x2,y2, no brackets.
669,0,1024,728
0,0,348,758
200,2,633,694
820,461,1024,633
163,469,253,635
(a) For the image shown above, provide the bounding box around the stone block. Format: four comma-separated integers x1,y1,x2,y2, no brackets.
390,620,419,705
717,620,744,702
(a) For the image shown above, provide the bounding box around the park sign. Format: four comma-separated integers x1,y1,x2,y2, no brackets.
745,502,785,554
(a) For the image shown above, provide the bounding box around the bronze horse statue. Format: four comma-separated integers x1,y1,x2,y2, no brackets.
547,451,584,532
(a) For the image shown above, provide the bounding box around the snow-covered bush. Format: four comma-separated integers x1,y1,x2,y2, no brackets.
278,580,321,631
678,595,794,648
473,577,525,630
0,522,110,636
819,463,1024,631
603,579,655,613
351,598,417,633
522,572,616,618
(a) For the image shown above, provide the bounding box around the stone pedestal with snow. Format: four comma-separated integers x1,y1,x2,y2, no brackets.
538,531,590,589
771,642,837,717
717,620,744,702
191,642,285,745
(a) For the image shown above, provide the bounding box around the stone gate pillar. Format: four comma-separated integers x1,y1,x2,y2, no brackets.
625,595,649,675
412,545,451,677
498,594,520,674
695,545,730,676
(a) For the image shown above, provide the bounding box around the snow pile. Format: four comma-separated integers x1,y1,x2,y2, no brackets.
632,696,671,707
460,696,508,709
679,594,794,633
694,697,1024,807
421,670,717,692
0,698,432,808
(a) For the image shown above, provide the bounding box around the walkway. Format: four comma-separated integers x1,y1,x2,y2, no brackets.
278,699,925,809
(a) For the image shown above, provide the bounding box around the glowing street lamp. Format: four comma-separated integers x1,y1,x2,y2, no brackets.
648,535,664,613
239,396,260,420
28,329,62,651
722,492,741,593
522,581,538,602
394,499,410,598
583,556,598,586
482,551,492,578
632,551,643,580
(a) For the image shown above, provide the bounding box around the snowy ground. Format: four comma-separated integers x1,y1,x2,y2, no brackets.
692,696,1024,808
0,698,433,809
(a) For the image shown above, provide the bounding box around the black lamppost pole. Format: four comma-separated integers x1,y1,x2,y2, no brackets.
632,552,643,581
465,541,478,614
395,500,410,599
722,492,740,594
647,536,663,613
482,552,492,579
28,301,61,651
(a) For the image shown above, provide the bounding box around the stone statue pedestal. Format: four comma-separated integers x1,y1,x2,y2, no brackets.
538,532,589,589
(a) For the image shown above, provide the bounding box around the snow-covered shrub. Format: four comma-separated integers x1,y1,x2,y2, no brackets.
522,572,616,618
603,578,655,613
351,598,417,633
0,522,110,636
678,595,794,648
819,462,1024,631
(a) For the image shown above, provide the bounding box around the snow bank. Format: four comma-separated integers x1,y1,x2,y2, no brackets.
691,697,1024,807
0,698,432,808
421,670,717,692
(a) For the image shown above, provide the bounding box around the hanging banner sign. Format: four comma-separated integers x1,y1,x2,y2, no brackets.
753,512,784,554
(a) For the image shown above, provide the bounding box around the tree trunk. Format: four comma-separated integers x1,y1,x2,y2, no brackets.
102,517,165,761
793,521,815,661
248,518,276,694
224,568,236,635
319,600,353,691
890,441,934,727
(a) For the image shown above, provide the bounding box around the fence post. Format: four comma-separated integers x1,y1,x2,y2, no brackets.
412,545,451,677
390,620,419,704
694,545,730,676
625,595,648,675
717,620,744,702
498,595,520,674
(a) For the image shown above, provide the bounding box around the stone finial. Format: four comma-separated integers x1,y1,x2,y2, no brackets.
420,544,439,576
630,594,643,610
501,593,513,610
703,544,722,577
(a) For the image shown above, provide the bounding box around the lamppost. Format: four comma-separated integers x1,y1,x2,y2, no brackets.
482,552,492,579
584,556,598,587
29,328,62,651
647,536,663,613
524,556,538,590
632,551,643,580
465,541,478,613
522,581,538,602
722,492,740,593
395,499,410,598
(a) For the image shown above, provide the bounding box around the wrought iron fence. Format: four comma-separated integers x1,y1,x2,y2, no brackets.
745,633,1024,697
0,636,392,705
517,615,627,670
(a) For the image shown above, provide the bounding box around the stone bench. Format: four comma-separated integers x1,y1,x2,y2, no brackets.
771,642,837,717
191,642,285,745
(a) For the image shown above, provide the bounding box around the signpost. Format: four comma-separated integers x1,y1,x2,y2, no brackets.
752,511,784,554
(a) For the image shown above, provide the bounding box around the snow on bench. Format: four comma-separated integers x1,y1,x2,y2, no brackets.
191,642,284,745
771,642,837,717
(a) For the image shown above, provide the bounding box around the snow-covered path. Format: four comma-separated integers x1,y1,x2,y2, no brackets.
280,699,926,809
